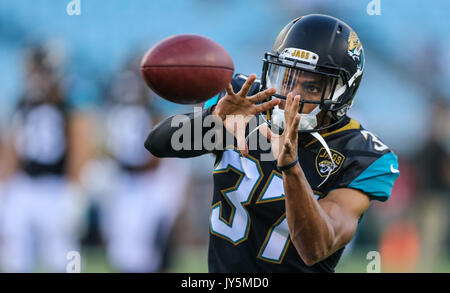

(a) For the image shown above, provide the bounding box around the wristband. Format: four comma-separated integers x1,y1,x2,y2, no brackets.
277,158,299,172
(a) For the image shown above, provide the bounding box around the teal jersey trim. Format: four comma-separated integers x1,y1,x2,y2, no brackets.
204,94,220,109
348,152,400,202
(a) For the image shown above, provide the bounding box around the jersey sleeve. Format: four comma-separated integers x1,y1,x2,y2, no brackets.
347,151,399,202
144,106,222,158
324,128,400,202
145,74,261,158
146,74,261,158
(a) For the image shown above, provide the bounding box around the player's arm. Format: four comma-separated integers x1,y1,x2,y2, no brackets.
261,93,370,266
66,111,95,183
0,129,19,180
144,106,222,158
0,111,22,180
145,74,278,158
282,165,370,266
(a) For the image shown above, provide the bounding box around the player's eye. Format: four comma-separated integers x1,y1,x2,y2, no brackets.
304,83,322,94
308,86,320,93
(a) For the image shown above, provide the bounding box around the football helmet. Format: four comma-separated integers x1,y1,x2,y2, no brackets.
261,14,364,133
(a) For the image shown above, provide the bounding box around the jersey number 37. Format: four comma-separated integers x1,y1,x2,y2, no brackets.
210,149,295,264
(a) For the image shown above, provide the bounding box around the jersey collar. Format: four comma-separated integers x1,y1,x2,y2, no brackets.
301,117,360,148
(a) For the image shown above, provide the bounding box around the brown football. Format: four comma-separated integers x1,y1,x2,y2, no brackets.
140,34,234,104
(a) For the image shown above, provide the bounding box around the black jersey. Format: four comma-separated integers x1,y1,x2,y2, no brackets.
12,100,68,177
144,74,399,273
106,103,155,172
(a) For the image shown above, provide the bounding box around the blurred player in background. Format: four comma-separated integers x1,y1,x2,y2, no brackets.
98,55,190,272
414,97,450,272
0,43,93,272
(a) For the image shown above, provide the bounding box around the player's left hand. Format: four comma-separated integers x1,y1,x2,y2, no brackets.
260,93,301,167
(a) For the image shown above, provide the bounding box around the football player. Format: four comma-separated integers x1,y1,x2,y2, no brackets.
0,44,92,272
99,55,190,272
144,14,399,272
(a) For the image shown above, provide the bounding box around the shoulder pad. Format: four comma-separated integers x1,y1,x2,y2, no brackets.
330,125,400,202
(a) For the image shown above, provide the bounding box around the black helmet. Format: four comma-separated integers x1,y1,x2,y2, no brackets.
261,14,364,133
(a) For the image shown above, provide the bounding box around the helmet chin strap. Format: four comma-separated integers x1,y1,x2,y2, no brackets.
299,105,320,131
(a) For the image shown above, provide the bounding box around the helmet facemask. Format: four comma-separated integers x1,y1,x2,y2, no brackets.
261,52,352,134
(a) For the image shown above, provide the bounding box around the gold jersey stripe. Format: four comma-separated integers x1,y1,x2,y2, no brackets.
304,118,361,148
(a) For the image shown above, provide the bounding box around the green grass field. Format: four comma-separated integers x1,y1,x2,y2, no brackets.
81,245,450,273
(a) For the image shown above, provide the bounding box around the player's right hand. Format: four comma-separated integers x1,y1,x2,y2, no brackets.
212,74,279,156
259,93,301,167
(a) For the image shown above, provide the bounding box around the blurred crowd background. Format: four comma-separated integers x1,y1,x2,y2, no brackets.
0,0,449,273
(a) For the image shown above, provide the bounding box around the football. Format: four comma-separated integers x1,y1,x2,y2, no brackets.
140,34,234,104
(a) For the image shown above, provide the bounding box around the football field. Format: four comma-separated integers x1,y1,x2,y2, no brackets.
81,245,450,273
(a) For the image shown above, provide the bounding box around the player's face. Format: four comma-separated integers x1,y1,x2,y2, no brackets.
266,65,337,114
278,72,331,114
